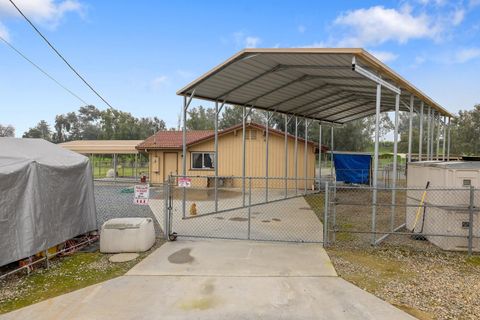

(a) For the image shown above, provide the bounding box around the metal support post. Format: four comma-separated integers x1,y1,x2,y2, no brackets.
242,107,247,206
408,95,414,162
181,91,195,218
330,126,334,180
468,186,474,256
431,112,436,160
304,118,309,194
294,116,298,194
442,116,446,161
426,106,431,161
134,153,138,181
113,153,117,183
214,101,219,212
318,122,322,189
447,117,451,161
265,111,270,202
391,93,400,232
436,113,441,160
419,102,424,161
323,181,329,245
248,177,252,240
284,114,288,198
371,84,382,245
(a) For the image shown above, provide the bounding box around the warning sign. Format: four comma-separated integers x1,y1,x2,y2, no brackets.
178,177,192,188
134,185,149,205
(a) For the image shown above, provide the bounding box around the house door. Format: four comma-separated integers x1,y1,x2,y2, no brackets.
163,152,178,182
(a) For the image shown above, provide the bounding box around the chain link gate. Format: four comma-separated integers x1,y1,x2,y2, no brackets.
163,175,325,243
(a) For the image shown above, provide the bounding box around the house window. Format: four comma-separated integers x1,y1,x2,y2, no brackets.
191,152,215,169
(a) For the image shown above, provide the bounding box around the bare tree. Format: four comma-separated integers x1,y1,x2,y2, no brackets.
0,124,15,137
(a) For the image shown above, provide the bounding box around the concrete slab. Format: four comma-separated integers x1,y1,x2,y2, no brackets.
1,276,415,320
1,240,414,320
127,240,337,277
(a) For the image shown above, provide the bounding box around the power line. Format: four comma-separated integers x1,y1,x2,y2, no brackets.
8,0,115,109
0,35,89,105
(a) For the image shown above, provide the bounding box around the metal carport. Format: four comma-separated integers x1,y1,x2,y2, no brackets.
175,48,453,244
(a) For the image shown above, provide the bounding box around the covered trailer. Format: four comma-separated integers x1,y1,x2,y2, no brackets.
0,138,97,266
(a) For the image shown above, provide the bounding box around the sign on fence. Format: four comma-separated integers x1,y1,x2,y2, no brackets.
134,185,149,205
178,177,192,188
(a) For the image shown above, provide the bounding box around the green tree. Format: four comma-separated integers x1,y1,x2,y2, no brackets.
219,105,264,129
0,124,15,137
186,106,215,130
23,120,52,141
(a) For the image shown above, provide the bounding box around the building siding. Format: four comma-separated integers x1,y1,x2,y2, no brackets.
148,127,316,188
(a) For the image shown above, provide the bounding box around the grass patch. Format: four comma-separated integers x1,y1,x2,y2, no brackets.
466,255,480,266
304,193,324,221
0,240,163,314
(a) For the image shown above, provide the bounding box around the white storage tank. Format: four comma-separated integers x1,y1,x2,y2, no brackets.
406,161,480,251
100,218,155,253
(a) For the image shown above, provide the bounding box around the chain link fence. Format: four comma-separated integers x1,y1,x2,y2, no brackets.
165,175,324,243
324,183,480,254
94,181,165,237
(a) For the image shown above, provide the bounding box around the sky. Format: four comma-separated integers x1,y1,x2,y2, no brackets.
1,0,479,137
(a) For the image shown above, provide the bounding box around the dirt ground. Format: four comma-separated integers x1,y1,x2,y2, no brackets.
326,241,480,320
304,187,480,320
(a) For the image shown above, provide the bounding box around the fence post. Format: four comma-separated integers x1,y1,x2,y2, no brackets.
468,186,474,256
164,181,170,241
323,182,329,246
248,177,252,240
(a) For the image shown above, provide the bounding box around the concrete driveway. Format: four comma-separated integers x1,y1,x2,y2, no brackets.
1,240,414,320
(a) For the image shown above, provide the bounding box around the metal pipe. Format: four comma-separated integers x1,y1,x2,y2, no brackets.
371,83,382,245
248,177,252,240
304,118,308,194
447,117,451,161
214,101,219,212
182,96,187,218
294,116,298,194
318,122,322,189
265,111,270,202
391,93,400,232
408,95,414,162
242,107,247,206
323,181,329,245
431,111,435,160
330,126,334,179
113,153,117,183
442,116,446,161
426,106,431,160
284,114,288,198
419,102,424,161
436,113,441,160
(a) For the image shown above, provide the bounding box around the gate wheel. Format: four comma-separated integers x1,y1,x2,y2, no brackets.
169,232,178,241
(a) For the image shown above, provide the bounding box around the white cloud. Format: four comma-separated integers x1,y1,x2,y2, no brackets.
245,36,260,48
454,48,480,63
369,50,398,63
452,8,465,26
333,5,441,46
150,75,168,90
297,25,306,33
0,20,9,40
176,70,193,79
0,0,84,29
233,32,261,49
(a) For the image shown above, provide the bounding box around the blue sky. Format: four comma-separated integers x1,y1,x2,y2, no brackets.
1,0,479,137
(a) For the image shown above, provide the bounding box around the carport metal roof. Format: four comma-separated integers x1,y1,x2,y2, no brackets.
177,48,452,124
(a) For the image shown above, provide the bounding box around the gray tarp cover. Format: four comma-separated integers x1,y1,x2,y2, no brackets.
0,138,97,266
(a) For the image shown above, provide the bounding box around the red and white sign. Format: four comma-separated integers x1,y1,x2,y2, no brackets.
178,177,192,188
134,184,150,205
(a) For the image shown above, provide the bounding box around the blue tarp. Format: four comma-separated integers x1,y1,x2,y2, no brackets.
333,153,371,184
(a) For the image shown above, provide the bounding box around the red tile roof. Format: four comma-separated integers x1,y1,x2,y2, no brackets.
136,122,329,152
136,130,213,150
